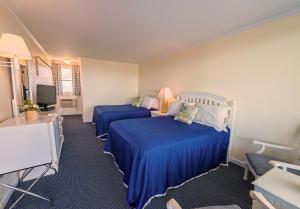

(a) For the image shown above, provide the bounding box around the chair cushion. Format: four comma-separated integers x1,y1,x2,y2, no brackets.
288,168,300,176
246,152,283,176
197,205,241,209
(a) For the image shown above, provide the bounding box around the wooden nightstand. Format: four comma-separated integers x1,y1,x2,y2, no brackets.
151,110,168,117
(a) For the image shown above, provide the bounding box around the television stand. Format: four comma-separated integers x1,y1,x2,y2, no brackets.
40,106,55,112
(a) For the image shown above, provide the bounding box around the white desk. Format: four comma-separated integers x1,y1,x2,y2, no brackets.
0,112,64,208
0,113,63,174
252,168,300,209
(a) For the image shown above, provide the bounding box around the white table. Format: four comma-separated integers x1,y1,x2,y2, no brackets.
0,112,64,208
252,168,300,209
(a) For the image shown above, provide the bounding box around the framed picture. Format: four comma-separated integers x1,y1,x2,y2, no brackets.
35,56,52,76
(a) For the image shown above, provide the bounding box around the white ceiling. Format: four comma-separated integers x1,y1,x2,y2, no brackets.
4,0,300,63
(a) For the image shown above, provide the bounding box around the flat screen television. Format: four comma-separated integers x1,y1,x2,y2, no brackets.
37,84,57,111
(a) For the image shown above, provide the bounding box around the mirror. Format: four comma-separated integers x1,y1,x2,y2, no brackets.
14,59,31,112
0,57,13,121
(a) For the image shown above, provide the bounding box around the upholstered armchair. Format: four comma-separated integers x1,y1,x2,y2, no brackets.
166,198,241,209
269,160,300,174
166,191,274,209
243,140,299,180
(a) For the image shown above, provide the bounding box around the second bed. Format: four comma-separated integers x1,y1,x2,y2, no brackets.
92,91,158,138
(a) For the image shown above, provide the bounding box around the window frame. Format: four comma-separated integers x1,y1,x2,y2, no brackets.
61,67,73,95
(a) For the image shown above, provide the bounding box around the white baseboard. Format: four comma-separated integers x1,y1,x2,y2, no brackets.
0,176,19,209
230,157,245,168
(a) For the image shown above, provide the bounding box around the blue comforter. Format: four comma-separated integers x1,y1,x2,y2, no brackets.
92,105,153,137
104,116,230,209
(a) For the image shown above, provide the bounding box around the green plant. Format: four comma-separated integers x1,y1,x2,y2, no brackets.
21,99,40,112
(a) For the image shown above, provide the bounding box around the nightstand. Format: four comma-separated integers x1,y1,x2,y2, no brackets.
151,110,168,117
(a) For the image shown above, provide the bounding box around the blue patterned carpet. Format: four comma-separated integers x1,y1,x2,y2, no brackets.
6,115,253,209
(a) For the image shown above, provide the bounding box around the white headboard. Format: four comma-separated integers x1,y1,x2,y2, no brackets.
140,90,158,98
177,92,236,162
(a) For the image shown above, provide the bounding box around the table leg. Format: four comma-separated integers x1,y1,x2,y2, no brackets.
0,163,53,209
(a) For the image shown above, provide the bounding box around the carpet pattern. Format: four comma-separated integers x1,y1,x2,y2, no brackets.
6,115,253,209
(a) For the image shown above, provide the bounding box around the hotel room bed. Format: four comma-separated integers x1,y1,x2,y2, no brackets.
92,104,155,138
104,116,231,209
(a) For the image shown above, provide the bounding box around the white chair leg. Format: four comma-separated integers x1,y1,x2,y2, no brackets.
243,162,249,181
167,199,182,209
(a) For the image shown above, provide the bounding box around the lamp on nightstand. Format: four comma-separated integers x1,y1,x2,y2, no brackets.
158,87,173,113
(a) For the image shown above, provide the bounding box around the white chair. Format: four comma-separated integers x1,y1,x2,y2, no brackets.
166,191,274,209
269,160,300,174
166,199,240,209
166,199,182,209
243,140,299,180
250,191,275,209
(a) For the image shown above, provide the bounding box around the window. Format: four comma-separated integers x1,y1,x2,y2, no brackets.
61,67,73,95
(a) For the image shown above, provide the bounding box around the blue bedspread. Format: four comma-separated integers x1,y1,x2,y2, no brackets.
92,105,153,137
104,116,230,209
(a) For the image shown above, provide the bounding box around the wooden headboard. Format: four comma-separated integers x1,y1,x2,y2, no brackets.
177,92,236,162
140,90,158,98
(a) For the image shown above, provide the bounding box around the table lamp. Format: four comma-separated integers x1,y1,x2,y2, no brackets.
0,33,32,117
0,33,32,67
158,87,173,113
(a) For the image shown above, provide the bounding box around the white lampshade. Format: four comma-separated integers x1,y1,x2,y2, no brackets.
0,33,32,60
158,87,173,99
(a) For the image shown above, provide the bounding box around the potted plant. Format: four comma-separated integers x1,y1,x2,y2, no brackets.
21,99,40,121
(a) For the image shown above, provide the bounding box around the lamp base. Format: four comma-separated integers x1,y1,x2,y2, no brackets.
160,99,169,113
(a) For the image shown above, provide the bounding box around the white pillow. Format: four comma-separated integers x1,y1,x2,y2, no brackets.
152,98,159,109
140,96,155,109
194,104,230,132
167,101,182,116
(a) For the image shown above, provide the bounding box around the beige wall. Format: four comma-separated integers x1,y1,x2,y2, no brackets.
139,13,300,162
0,1,50,207
80,57,139,122
0,2,48,61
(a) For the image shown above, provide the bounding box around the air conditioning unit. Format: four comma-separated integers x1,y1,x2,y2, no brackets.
60,99,77,108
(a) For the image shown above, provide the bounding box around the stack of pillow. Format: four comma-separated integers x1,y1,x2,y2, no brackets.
132,96,158,109
168,101,230,132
